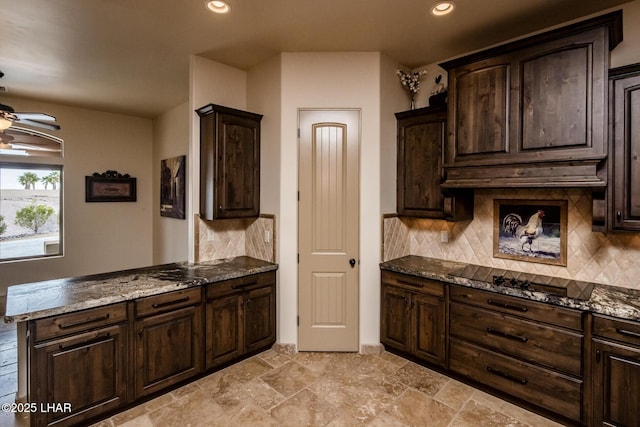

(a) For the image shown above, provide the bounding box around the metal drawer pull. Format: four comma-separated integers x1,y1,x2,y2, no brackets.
616,328,640,339
152,296,190,309
486,366,528,385
397,279,424,288
58,333,112,351
487,299,529,312
487,328,528,343
58,314,110,329
231,281,258,290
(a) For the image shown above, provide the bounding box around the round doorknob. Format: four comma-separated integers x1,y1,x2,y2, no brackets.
349,258,356,268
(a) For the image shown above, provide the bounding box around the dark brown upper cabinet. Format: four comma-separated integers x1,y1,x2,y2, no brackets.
396,106,473,221
440,11,623,189
608,64,640,231
197,104,263,220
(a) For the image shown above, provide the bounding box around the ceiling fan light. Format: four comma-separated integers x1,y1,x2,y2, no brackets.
432,1,455,16
206,0,230,13
0,116,12,130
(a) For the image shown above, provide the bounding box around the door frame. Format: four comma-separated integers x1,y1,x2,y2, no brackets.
296,108,361,351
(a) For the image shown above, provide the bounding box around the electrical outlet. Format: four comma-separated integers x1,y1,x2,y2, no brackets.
208,228,215,242
264,229,271,243
440,230,449,243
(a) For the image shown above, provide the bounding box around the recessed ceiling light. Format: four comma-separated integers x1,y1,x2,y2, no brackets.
431,1,455,16
206,0,230,14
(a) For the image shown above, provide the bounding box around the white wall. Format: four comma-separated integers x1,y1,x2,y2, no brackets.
153,101,190,264
380,55,409,215
612,1,640,68
0,97,153,294
248,54,282,222
188,56,248,262
278,52,384,349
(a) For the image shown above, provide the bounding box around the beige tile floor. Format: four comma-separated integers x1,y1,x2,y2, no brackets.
92,350,562,427
0,319,563,427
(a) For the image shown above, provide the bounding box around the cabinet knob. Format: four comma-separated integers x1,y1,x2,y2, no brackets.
616,211,622,222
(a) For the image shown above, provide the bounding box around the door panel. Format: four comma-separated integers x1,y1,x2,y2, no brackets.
298,110,359,351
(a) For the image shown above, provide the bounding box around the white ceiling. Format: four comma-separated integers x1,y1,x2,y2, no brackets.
0,0,632,118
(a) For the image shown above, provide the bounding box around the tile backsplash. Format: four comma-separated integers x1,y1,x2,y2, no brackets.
195,214,276,263
383,189,640,290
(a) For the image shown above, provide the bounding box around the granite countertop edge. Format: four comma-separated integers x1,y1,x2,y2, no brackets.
4,256,278,323
380,255,640,322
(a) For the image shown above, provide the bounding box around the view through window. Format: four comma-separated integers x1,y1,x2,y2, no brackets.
0,163,63,261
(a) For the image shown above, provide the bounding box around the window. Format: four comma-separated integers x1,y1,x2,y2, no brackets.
0,163,63,261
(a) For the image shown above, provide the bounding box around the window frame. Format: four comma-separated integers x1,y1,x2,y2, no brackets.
0,161,64,263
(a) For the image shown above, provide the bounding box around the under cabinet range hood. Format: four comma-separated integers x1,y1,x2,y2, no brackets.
439,11,622,191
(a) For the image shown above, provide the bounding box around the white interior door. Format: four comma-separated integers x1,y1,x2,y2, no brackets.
298,109,360,351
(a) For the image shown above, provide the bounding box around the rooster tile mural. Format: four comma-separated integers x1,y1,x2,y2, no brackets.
494,199,567,266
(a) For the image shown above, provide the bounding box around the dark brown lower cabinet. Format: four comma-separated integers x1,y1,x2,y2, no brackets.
380,271,446,367
29,305,129,427
450,338,582,421
592,314,640,426
27,271,277,426
134,300,203,398
205,272,276,369
449,285,584,423
206,293,242,367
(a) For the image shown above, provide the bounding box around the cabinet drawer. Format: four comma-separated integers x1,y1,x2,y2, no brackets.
593,314,640,347
450,302,583,376
135,287,201,318
450,338,582,422
206,272,275,299
32,302,127,342
381,271,444,297
450,286,583,330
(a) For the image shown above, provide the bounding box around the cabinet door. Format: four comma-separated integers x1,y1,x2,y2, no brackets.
30,323,128,427
380,284,411,353
397,109,445,217
135,305,203,398
449,59,511,162
198,104,262,220
216,112,260,218
593,339,640,427
413,293,446,367
206,293,242,369
244,284,276,354
612,72,640,230
447,26,609,167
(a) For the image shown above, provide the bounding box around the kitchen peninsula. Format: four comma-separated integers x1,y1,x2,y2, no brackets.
4,256,277,427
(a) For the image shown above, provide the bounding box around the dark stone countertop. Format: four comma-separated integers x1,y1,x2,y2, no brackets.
4,256,278,323
381,255,640,322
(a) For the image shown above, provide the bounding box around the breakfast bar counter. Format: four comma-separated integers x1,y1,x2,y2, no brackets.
4,256,277,323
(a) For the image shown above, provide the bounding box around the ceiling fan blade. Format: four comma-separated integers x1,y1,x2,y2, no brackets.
14,118,61,131
14,112,56,121
0,130,15,141
0,103,15,113
10,142,61,152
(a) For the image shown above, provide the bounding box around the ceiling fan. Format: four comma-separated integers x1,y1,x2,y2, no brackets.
0,102,61,132
0,126,62,156
0,71,61,132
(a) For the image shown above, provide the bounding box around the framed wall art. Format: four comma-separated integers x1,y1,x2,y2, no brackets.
160,155,186,219
85,170,136,202
493,199,567,266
